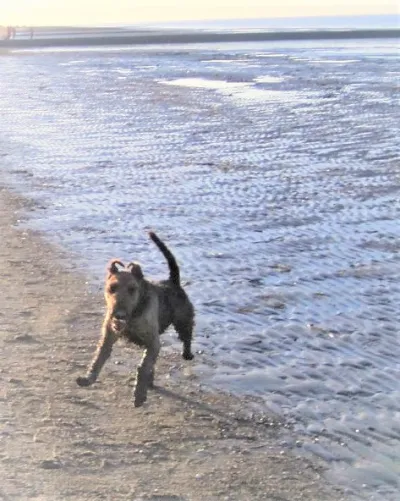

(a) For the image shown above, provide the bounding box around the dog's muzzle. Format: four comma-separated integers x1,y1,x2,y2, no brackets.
111,311,128,332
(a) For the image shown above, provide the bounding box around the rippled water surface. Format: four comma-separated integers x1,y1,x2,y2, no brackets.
0,39,399,499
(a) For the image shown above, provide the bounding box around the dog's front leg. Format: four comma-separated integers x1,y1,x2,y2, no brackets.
76,321,118,387
134,335,161,407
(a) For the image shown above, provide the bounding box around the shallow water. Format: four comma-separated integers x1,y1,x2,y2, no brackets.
0,39,399,499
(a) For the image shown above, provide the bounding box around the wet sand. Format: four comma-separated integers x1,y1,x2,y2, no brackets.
1,28,399,50
0,186,349,500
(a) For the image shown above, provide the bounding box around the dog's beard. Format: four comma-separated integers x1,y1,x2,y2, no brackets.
111,318,127,333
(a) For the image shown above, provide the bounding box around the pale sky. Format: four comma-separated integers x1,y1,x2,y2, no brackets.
0,0,398,26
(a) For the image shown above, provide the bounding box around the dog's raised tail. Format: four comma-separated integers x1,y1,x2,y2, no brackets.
149,231,180,286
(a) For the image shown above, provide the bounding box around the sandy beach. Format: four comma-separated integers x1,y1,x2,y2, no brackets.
0,186,350,500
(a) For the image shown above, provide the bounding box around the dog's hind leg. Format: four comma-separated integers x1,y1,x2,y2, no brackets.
133,335,161,407
76,322,118,387
173,316,195,361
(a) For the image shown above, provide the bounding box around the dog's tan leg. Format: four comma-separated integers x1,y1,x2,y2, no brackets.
77,321,118,387
133,335,161,407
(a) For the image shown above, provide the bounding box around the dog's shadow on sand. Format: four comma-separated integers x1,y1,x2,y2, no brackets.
153,384,224,416
151,384,275,434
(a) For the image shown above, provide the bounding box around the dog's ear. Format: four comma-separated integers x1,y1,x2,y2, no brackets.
108,259,125,275
127,262,144,280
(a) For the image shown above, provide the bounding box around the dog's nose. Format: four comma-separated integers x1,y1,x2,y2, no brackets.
114,310,127,321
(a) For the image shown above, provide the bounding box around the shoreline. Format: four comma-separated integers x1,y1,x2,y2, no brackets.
1,28,399,50
0,184,349,500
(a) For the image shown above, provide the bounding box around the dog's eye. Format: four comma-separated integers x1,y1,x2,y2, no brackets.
127,286,135,295
109,284,118,294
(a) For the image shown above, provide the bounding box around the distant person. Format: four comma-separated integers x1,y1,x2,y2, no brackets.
6,26,12,40
30,27,34,39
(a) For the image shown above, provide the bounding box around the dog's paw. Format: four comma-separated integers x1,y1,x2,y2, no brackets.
133,387,148,407
133,395,147,407
182,351,194,361
76,376,91,387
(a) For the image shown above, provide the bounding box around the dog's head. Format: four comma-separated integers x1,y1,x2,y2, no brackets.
105,259,144,329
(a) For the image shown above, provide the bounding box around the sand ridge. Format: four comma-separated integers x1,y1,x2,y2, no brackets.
1,27,399,51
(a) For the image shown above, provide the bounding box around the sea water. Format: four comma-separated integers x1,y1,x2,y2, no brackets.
0,37,399,499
